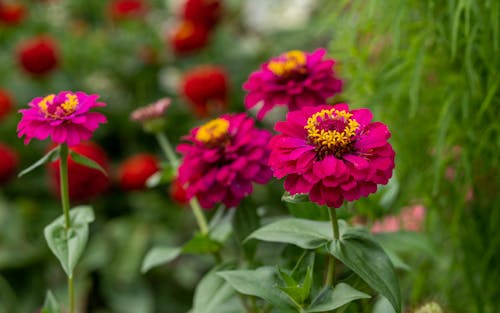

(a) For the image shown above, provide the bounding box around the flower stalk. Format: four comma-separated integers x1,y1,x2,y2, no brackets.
325,207,340,288
155,132,209,235
58,144,75,313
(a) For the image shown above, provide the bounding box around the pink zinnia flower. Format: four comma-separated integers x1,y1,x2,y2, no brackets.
243,48,343,120
177,113,273,209
269,103,395,208
17,91,107,146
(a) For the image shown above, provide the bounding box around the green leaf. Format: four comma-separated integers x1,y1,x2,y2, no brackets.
70,150,108,177
146,164,176,188
328,228,401,313
41,290,62,313
18,146,60,177
192,263,244,313
218,267,298,312
182,233,221,254
281,192,310,204
141,246,182,273
372,296,396,313
44,206,95,278
279,266,313,304
232,202,260,259
209,207,234,243
305,283,370,312
282,192,329,221
247,218,346,249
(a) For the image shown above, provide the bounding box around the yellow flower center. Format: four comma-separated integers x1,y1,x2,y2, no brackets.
304,108,360,158
268,50,307,78
195,118,230,145
38,93,79,119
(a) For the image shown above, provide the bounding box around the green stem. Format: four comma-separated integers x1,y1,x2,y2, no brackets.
189,198,209,235
155,132,209,235
68,277,74,313
156,132,178,168
59,144,74,313
325,207,340,287
59,144,71,231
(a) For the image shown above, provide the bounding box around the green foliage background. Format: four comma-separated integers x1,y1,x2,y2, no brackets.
0,0,498,312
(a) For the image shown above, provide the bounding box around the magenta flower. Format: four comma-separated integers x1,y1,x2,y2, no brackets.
269,103,395,208
243,48,342,120
18,91,106,146
177,113,273,209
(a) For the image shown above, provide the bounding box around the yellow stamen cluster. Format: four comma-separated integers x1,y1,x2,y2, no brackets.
195,118,230,145
38,94,55,115
268,50,307,77
305,108,359,156
61,93,78,113
38,93,79,119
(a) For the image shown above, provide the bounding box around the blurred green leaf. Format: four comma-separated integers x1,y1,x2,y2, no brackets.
182,233,221,254
247,218,347,250
70,150,108,177
146,164,176,188
141,246,181,274
305,283,371,312
233,202,260,259
372,296,396,313
283,192,330,221
41,290,61,313
328,228,401,313
44,206,95,278
279,266,313,305
18,146,60,178
191,263,244,313
218,267,298,312
209,207,234,243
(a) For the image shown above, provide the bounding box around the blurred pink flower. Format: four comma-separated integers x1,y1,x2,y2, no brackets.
131,97,171,123
371,204,426,233
177,113,272,209
17,91,107,146
269,103,395,208
243,48,342,119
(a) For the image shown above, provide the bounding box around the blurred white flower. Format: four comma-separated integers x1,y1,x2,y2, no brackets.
44,1,70,28
243,0,318,33
158,66,182,93
167,0,185,14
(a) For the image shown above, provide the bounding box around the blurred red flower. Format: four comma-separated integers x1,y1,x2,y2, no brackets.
0,2,26,25
48,142,110,201
0,88,14,122
169,177,188,205
182,0,222,28
108,0,147,20
0,143,18,185
118,153,159,191
16,36,59,77
169,20,210,55
180,65,229,117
